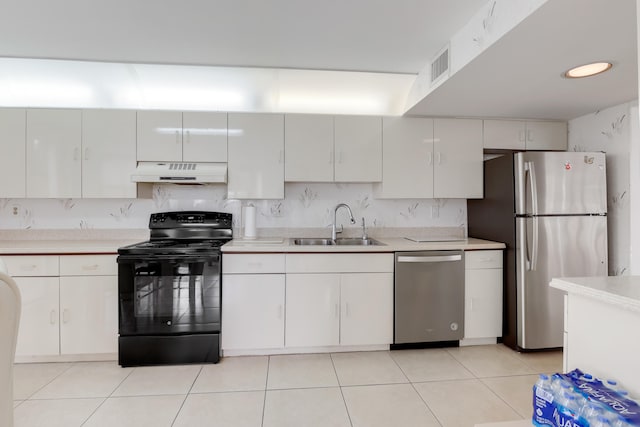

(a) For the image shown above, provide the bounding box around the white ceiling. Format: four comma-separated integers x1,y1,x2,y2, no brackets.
406,0,639,120
0,0,637,120
0,0,486,74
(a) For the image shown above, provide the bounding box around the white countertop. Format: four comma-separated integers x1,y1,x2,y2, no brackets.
550,276,640,313
222,237,505,253
0,239,143,255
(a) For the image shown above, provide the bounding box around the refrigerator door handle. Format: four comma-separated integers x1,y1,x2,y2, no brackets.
531,217,539,270
525,161,539,216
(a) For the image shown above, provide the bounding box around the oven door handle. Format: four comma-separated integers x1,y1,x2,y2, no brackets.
117,253,221,263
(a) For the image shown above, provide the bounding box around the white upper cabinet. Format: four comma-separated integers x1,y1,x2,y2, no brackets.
433,118,483,198
137,110,228,162
284,114,334,182
374,117,482,199
334,115,382,182
82,110,137,198
26,109,82,198
227,113,284,199
137,110,183,161
524,121,567,150
374,117,434,198
483,120,567,151
182,111,227,162
0,108,26,198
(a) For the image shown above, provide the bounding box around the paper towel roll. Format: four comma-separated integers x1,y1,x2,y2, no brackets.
243,205,257,239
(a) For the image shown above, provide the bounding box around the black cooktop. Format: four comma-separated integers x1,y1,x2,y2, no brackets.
118,211,233,256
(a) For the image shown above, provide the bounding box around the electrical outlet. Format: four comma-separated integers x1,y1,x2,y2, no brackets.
12,205,19,216
431,206,439,218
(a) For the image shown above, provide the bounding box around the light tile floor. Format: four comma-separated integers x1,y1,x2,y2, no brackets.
13,344,561,427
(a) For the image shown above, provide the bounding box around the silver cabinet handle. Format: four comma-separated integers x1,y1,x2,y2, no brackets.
84,147,90,160
62,309,70,324
50,310,57,325
397,255,461,263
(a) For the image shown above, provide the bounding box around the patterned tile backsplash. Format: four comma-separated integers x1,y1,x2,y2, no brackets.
0,183,467,235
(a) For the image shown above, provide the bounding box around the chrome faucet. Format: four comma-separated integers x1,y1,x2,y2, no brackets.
332,203,356,240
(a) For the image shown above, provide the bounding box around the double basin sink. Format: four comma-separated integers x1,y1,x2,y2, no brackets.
292,237,384,246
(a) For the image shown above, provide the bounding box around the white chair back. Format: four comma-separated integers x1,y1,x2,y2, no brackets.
0,256,21,427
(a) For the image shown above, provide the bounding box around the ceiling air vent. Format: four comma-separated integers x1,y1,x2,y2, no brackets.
431,45,450,86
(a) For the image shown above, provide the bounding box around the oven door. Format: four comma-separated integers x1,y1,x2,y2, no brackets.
117,253,221,336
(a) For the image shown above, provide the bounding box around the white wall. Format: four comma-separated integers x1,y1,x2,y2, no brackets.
0,184,466,233
569,101,637,276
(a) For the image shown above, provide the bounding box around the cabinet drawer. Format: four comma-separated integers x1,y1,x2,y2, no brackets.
59,255,117,276
465,250,503,269
3,255,59,276
286,253,394,273
223,254,285,274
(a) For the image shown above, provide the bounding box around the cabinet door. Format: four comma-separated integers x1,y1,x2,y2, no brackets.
26,109,82,198
375,117,434,198
464,269,503,339
136,110,183,161
221,274,285,350
286,274,340,347
228,113,284,199
59,276,118,354
284,114,334,182
334,116,382,182
340,273,393,346
525,121,567,151
82,109,137,198
182,111,227,162
15,277,60,357
483,120,526,150
0,108,26,197
433,118,483,199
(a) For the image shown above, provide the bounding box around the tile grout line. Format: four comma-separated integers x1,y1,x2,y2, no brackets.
170,364,204,427
261,356,271,427
329,353,354,427
388,351,445,427
477,376,529,420
21,360,77,401
80,362,136,427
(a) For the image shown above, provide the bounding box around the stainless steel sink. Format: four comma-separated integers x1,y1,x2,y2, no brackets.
292,237,384,246
292,238,335,246
335,238,384,246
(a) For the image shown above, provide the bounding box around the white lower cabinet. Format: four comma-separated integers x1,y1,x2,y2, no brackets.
221,254,286,351
285,274,341,347
5,254,118,360
463,250,503,343
285,253,394,349
221,274,285,350
221,252,393,354
339,273,393,346
14,277,60,357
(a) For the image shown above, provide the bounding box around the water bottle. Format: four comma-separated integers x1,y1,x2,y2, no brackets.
551,375,572,396
557,391,581,417
606,379,621,391
536,374,552,391
610,414,633,427
580,401,604,420
591,415,613,427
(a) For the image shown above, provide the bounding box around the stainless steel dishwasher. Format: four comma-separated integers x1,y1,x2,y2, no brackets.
394,250,465,344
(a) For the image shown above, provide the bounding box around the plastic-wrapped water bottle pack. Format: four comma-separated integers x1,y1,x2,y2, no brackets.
533,369,640,427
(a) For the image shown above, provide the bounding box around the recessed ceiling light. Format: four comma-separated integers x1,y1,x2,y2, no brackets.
564,62,613,78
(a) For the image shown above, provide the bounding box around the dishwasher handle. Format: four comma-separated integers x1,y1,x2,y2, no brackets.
397,255,462,263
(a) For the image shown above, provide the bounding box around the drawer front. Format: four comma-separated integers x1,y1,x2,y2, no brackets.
223,254,286,274
59,255,118,276
286,253,394,273
465,250,503,269
3,255,59,276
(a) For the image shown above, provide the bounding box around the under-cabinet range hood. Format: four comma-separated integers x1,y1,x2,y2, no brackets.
131,162,227,184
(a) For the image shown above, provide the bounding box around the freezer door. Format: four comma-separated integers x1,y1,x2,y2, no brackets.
514,152,607,215
516,216,607,349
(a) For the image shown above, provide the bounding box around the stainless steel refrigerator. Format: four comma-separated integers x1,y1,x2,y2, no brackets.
468,151,607,351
